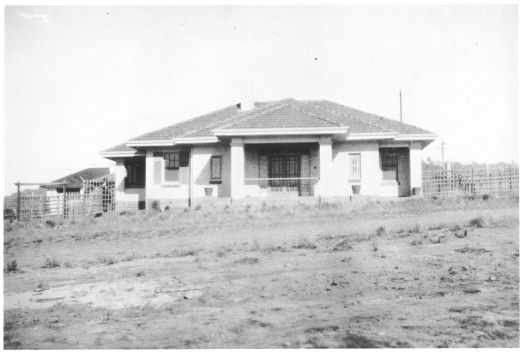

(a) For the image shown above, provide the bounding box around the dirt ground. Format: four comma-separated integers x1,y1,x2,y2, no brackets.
3,196,520,348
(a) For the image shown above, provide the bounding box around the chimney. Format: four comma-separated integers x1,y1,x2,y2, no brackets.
237,100,255,111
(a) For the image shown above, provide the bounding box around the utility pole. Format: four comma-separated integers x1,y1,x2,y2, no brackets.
399,90,403,123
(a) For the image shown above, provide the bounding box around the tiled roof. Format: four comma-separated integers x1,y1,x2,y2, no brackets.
49,168,110,188
102,98,434,153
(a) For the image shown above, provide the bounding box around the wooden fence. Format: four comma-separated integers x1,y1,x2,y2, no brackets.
4,179,114,221
422,167,519,198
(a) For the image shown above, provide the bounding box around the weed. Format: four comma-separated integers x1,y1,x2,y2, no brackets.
372,241,378,252
63,262,74,268
42,258,61,269
332,238,353,251
376,226,386,236
469,216,486,228
482,194,490,201
173,248,197,257
234,257,259,264
428,223,446,230
164,205,170,211
151,200,160,212
45,220,56,228
410,235,422,246
409,223,421,234
293,236,317,250
6,260,18,273
194,204,202,211
245,204,252,212
223,204,230,212
93,256,117,265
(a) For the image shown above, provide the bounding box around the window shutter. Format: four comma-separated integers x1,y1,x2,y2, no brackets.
154,160,162,185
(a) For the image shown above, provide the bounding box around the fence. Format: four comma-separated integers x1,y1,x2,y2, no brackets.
422,167,519,198
4,179,115,222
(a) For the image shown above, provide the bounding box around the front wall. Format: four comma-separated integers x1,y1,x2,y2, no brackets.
113,139,424,207
145,144,231,207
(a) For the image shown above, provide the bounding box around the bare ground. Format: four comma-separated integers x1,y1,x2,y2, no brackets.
3,196,519,348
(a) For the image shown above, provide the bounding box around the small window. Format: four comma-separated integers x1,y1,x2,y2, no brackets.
349,153,361,181
210,156,222,181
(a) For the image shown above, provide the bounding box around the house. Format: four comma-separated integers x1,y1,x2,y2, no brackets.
42,168,112,193
101,98,436,210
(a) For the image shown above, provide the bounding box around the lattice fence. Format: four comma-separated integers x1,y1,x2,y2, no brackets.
422,167,519,198
4,179,115,221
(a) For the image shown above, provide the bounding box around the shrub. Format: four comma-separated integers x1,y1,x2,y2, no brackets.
6,260,18,273
45,220,56,228
376,226,386,237
150,200,160,212
482,194,490,201
194,204,202,211
469,216,485,228
42,258,61,268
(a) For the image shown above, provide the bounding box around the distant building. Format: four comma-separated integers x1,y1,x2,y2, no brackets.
42,168,111,193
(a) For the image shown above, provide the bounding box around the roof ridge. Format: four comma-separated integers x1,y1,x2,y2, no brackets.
215,99,294,130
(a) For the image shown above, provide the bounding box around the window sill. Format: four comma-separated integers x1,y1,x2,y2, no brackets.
161,183,181,187
347,179,361,183
209,180,222,185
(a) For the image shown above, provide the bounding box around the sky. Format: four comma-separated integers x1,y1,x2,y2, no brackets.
4,5,518,194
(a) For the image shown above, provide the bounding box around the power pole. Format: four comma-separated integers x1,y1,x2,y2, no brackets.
399,90,403,123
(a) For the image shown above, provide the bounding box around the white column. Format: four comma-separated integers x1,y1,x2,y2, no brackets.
230,137,245,199
114,160,127,194
410,142,422,191
318,136,333,196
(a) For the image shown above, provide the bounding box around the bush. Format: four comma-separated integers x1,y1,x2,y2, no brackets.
6,260,18,273
376,226,386,237
469,216,486,228
45,220,56,228
194,204,202,211
482,194,490,201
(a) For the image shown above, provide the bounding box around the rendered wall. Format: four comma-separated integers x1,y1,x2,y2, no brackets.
144,144,231,208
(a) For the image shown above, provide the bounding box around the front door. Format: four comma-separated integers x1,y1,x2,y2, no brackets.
269,153,300,191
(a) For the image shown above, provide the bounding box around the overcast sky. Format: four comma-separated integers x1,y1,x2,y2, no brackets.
4,5,518,193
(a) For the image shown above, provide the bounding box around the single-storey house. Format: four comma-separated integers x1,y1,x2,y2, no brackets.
101,98,436,210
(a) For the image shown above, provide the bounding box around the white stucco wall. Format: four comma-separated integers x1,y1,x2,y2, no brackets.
113,138,425,206
144,144,231,204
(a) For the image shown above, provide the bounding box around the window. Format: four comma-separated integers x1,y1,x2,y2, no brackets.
380,148,399,181
210,156,222,182
124,158,145,188
349,153,361,181
164,152,180,169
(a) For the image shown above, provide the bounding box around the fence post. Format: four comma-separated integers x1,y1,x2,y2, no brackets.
16,182,21,221
509,167,512,191
62,185,67,219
